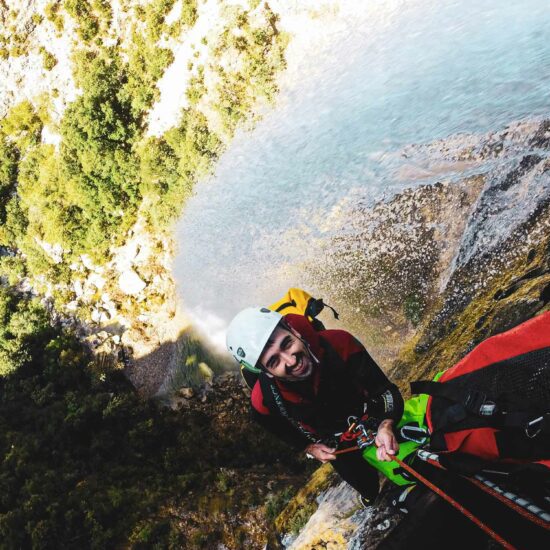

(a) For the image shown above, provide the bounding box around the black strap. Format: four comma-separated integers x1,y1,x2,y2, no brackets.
305,298,340,320
258,373,318,443
412,381,550,434
411,380,498,417
275,299,297,313
325,303,340,320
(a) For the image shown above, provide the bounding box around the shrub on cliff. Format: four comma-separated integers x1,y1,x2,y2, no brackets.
0,135,18,231
45,2,64,33
0,288,52,376
0,290,196,546
0,289,303,547
39,47,58,70
64,0,112,42
57,49,142,258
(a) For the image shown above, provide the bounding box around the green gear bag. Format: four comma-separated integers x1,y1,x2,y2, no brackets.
362,372,444,486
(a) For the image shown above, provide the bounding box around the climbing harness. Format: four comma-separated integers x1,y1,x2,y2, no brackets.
339,415,377,449
332,414,377,456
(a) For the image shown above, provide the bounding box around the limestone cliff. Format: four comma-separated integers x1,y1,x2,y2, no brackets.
274,118,550,549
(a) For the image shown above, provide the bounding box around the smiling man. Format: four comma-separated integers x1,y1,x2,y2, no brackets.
226,307,404,505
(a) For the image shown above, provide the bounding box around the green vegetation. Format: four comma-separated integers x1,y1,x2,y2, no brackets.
0,1,287,293
288,501,317,534
137,107,221,228
8,44,26,58
45,1,65,33
0,289,304,547
124,0,184,115
31,14,44,26
186,66,206,105
0,133,19,229
166,0,198,38
275,463,335,535
403,292,425,327
0,2,294,546
63,0,112,42
57,49,141,258
0,288,52,376
125,29,174,115
209,5,288,136
0,256,27,286
265,486,295,522
39,46,57,70
0,3,34,59
163,330,227,392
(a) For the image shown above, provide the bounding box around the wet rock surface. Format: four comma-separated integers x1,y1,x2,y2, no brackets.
273,120,550,549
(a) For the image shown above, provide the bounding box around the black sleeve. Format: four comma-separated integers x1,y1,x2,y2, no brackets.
365,383,404,423
250,407,312,451
348,346,404,423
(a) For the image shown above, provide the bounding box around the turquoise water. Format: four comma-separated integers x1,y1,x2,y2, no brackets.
174,0,550,340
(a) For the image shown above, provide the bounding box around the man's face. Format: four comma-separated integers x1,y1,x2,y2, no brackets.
259,324,314,381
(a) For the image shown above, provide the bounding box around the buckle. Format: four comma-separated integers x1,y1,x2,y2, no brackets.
479,402,497,416
465,389,497,416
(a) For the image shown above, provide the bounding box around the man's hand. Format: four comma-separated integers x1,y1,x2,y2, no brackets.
375,419,399,461
305,442,337,463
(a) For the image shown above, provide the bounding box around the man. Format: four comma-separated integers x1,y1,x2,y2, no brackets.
226,306,404,505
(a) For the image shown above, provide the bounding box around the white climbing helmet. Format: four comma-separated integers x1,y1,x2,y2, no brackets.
226,307,283,373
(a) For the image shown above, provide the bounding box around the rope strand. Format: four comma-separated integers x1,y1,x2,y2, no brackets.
393,456,516,549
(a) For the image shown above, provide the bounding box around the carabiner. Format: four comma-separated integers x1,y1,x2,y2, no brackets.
400,424,429,444
525,415,544,439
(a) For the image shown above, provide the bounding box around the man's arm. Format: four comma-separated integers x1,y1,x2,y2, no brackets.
365,383,404,423
251,408,338,462
325,330,404,422
347,342,404,423
344,335,404,460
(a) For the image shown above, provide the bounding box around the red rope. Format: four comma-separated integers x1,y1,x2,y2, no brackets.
393,456,516,549
468,476,550,531
334,445,360,455
421,455,550,531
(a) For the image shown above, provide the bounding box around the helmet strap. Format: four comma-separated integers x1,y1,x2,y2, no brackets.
241,360,262,374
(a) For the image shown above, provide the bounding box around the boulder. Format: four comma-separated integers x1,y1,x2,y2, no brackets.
118,270,146,295
80,254,96,271
73,280,84,297
179,387,195,399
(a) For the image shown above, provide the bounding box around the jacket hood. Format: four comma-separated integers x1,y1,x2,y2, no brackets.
283,314,323,359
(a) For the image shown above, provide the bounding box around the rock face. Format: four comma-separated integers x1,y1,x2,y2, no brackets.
118,269,147,296
0,0,79,121
156,371,314,549
274,119,550,549
283,481,370,550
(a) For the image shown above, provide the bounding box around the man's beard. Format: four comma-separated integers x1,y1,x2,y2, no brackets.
286,351,313,380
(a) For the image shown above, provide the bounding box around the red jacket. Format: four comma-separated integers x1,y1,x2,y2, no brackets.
250,314,403,449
